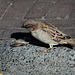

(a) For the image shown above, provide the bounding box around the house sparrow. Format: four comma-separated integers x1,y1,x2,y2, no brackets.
22,19,75,53
11,19,75,53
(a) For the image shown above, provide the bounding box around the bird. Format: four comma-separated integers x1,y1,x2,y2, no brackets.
21,19,75,53
11,19,75,53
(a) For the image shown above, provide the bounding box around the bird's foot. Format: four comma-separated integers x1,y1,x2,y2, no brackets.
36,48,51,53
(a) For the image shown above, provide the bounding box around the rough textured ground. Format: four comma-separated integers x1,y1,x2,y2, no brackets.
0,40,75,75
0,0,75,75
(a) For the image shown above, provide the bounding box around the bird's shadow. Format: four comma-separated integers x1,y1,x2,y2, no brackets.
11,32,49,48
11,32,73,49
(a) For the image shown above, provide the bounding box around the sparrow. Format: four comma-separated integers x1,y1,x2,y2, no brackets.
21,19,75,53
11,19,75,53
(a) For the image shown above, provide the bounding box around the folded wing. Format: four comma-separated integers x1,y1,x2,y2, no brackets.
41,22,71,43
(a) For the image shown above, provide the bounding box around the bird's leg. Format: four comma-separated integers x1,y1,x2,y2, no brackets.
36,45,53,53
49,44,53,49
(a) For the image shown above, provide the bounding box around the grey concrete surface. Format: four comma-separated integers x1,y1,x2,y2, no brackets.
0,40,75,75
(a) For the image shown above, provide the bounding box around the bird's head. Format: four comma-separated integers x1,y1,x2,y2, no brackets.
21,19,38,31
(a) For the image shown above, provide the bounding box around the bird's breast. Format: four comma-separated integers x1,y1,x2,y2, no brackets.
31,29,57,44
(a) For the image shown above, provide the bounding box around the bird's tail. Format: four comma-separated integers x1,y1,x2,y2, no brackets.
66,39,75,45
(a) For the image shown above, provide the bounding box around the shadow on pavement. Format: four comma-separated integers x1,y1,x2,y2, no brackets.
11,32,73,49
11,32,49,48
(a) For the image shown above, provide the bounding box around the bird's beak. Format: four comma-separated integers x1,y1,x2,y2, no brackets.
21,24,30,28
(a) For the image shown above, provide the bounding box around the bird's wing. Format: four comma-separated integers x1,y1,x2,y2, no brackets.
41,22,71,42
